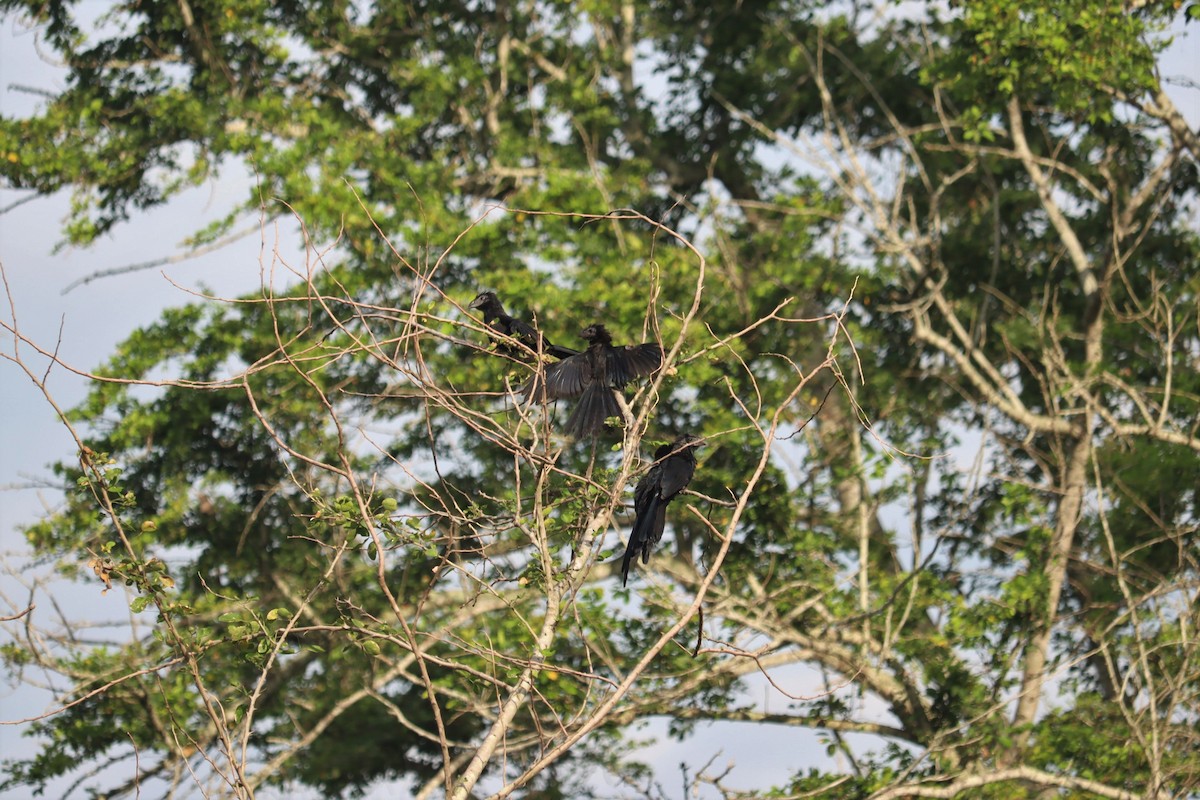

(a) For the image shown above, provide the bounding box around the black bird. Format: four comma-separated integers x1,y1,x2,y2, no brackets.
522,324,663,438
621,434,701,586
468,291,578,360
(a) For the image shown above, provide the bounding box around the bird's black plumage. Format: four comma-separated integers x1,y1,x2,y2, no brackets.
621,434,701,586
522,324,663,438
468,291,578,360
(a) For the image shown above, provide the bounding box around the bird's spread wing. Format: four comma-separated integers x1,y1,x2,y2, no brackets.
606,343,663,388
523,353,590,402
543,355,592,398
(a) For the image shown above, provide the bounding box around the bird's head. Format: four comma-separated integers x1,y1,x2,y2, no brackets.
580,324,612,344
672,434,705,453
652,433,703,462
469,291,499,310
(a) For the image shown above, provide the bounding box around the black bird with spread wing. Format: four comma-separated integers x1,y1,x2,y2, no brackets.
468,291,578,360
621,434,701,586
522,323,663,438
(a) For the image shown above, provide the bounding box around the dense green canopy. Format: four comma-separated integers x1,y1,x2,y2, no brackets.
2,0,1198,798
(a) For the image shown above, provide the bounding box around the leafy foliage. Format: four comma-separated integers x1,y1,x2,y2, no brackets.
2,1,1199,799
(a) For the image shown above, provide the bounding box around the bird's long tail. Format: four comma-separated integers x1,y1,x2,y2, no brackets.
619,542,637,587
621,494,665,586
565,384,622,439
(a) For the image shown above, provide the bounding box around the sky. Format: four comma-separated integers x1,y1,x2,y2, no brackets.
1,5,1197,800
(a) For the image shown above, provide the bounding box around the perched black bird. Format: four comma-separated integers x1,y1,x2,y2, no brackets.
621,434,701,586
468,291,578,360
522,324,663,438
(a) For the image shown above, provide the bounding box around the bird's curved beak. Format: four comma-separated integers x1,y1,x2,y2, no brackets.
468,296,485,310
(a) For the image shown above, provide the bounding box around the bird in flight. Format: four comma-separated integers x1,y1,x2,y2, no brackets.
522,323,663,438
621,434,701,586
468,291,578,360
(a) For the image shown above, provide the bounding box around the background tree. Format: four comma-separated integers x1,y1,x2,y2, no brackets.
2,1,1198,798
